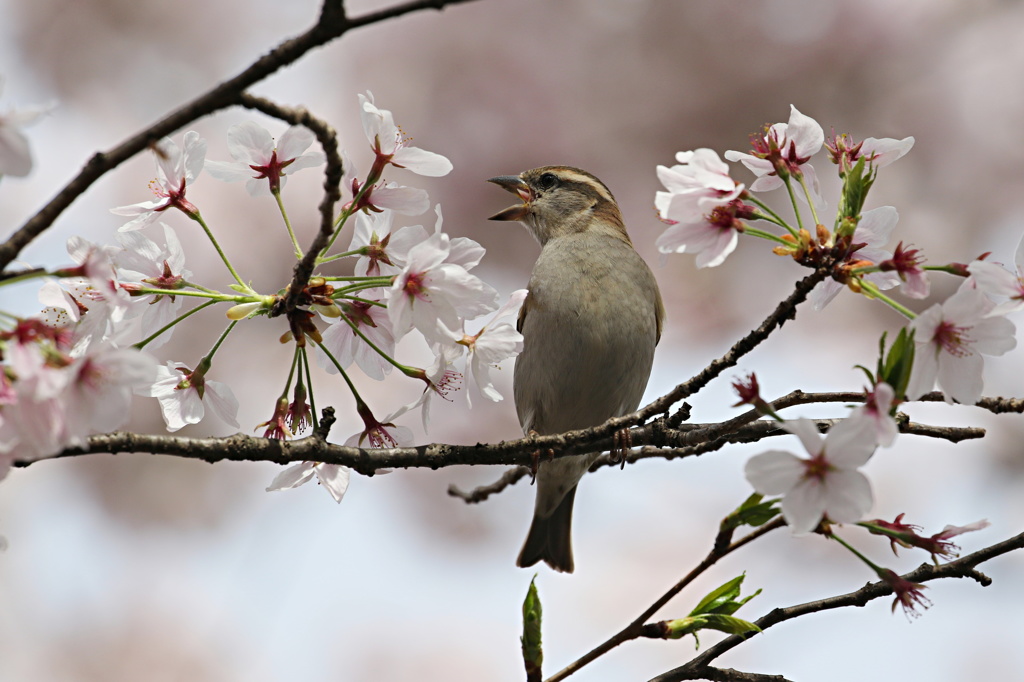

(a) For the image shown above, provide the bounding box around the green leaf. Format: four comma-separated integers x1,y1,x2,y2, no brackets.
720,494,780,533
521,577,543,681
698,614,762,636
691,575,746,616
879,327,915,401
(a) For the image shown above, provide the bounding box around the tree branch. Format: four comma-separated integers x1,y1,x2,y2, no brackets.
649,530,1024,682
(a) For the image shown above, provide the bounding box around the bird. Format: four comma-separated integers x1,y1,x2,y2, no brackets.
488,166,664,573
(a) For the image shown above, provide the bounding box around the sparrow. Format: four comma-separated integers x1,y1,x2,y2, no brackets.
489,166,664,573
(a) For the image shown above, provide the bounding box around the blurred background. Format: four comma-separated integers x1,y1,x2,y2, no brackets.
2,0,1024,679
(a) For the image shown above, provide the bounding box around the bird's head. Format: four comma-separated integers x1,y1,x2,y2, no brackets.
488,166,630,246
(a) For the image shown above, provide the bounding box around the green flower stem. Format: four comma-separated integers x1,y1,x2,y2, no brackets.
129,286,258,303
743,226,794,247
280,346,300,399
191,211,249,291
272,188,303,260
797,174,822,227
859,279,916,319
300,347,318,430
338,295,387,308
134,299,217,350
335,308,408,374
199,319,238,369
182,281,220,295
317,248,365,266
782,176,806,234
317,340,368,412
321,275,394,283
831,532,885,574
746,196,797,237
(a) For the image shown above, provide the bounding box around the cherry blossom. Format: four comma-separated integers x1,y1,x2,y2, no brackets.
655,200,745,269
845,381,899,447
111,132,206,231
143,361,239,432
655,148,745,220
906,283,1017,404
725,105,825,208
359,91,452,177
62,342,157,437
116,223,190,349
347,210,429,277
825,133,915,173
879,241,930,300
206,121,324,196
388,231,499,346
451,289,526,406
745,417,876,534
968,233,1024,316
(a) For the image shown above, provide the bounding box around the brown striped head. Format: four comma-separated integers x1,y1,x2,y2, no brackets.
488,166,630,246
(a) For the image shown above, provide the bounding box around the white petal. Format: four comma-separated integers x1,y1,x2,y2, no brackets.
821,469,873,524
266,462,317,491
744,450,804,495
781,478,827,535
314,464,351,503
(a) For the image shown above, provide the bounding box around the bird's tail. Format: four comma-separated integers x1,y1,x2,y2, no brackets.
516,484,578,573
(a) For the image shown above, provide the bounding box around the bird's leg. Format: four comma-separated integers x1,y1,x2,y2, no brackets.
611,427,632,469
526,429,556,484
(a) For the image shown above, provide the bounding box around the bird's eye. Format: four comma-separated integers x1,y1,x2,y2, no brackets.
537,172,558,190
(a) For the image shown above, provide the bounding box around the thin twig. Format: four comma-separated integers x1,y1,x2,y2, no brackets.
544,519,786,682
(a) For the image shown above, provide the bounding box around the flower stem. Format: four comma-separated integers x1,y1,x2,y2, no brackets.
783,176,806,234
797,174,822,227
743,226,795,247
746,196,797,237
134,299,217,350
859,279,916,319
300,347,318,430
273,188,304,260
191,211,249,291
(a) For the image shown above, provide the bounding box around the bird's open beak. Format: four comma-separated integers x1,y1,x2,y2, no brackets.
488,175,532,221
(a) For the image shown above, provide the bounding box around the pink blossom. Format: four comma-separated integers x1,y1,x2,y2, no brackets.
388,232,499,345
825,133,915,173
116,223,190,349
968,233,1024,316
906,283,1016,404
846,382,899,447
359,92,452,177
451,289,526,406
725,104,825,208
111,132,206,231
880,241,930,300
143,361,239,432
206,121,324,195
745,417,876,534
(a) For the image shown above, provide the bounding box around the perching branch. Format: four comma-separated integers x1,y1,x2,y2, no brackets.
17,406,987,475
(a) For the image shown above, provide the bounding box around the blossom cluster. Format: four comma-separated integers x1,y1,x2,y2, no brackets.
659,106,1018,613
0,92,524,502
